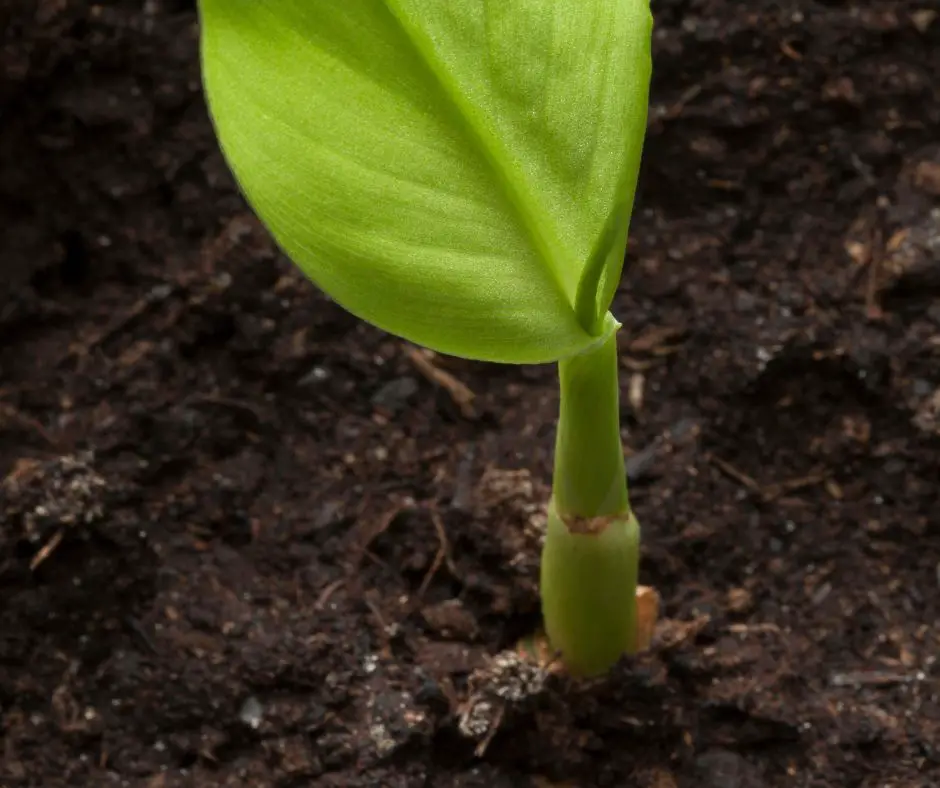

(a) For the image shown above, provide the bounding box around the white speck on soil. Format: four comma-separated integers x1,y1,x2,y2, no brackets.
458,698,493,739
238,696,263,729
2,452,108,540
366,689,427,756
457,649,548,742
369,723,397,756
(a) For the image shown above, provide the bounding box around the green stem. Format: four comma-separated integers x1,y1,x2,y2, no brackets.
552,328,628,516
540,328,640,676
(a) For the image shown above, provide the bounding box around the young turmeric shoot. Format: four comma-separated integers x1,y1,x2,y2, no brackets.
198,0,654,677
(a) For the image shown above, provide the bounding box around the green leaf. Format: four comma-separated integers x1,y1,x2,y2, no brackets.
200,0,651,364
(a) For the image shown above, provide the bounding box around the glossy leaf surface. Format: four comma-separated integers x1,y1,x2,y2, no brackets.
200,0,651,363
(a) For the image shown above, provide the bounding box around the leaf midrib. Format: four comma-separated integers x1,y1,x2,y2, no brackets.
380,1,574,311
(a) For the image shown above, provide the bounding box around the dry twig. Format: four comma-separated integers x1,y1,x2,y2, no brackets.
29,528,64,571
404,346,477,419
865,226,885,319
356,503,407,560
830,669,927,688
417,510,454,597
59,284,178,365
762,467,830,501
709,455,829,502
314,578,345,611
0,403,58,448
709,455,761,493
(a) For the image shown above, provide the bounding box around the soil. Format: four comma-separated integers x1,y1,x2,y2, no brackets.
2,2,939,786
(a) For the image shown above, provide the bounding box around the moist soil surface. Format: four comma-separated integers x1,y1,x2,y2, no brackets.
2,2,940,786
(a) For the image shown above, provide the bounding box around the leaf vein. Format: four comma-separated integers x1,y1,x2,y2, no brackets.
379,0,572,307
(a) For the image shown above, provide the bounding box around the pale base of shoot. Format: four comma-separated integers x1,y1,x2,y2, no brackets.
518,584,661,676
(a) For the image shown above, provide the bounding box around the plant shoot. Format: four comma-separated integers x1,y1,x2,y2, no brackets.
199,0,654,676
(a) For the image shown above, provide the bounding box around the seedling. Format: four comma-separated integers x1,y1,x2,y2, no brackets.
199,1,654,677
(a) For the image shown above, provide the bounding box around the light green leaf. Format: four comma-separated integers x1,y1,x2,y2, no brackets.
199,0,651,364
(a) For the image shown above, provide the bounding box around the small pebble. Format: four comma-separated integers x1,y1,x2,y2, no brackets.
626,443,658,482
694,749,768,788
238,696,263,729
297,365,330,386
371,377,419,412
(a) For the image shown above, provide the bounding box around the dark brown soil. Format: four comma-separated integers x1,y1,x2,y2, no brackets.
2,2,939,786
